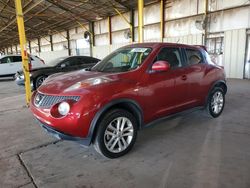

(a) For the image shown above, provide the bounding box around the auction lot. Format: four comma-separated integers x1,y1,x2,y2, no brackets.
0,78,249,188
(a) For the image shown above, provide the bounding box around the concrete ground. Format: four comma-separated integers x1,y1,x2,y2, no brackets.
0,78,250,188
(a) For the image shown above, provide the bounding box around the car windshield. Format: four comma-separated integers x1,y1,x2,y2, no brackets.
91,47,152,73
47,57,68,66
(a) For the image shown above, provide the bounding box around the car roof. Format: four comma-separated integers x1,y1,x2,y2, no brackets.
0,54,37,58
122,42,203,51
61,56,100,61
0,54,20,58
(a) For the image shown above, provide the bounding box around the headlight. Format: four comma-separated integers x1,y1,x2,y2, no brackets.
20,73,32,79
58,102,70,116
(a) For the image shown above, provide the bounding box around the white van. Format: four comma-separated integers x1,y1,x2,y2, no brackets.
0,54,45,77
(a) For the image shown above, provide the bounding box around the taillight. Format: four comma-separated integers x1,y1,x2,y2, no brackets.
29,63,32,71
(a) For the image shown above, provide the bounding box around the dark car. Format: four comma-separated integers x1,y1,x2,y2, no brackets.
15,56,100,89
30,43,227,158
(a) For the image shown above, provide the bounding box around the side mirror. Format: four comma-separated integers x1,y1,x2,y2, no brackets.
151,61,170,72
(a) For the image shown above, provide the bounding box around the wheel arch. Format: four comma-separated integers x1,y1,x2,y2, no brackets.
206,80,227,106
212,80,227,94
33,74,47,89
88,99,143,143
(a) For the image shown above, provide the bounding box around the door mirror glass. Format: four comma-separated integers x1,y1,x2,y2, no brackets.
151,61,170,72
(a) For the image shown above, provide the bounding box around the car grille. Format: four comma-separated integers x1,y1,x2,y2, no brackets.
34,93,80,108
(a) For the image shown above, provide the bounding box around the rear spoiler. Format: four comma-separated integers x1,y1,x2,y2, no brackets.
194,45,207,51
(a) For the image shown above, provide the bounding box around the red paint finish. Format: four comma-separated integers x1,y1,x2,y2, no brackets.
152,61,170,72
30,43,226,140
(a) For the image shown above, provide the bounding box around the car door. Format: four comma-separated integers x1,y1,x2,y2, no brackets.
0,56,15,75
11,56,23,73
140,47,189,120
0,57,10,75
183,47,208,106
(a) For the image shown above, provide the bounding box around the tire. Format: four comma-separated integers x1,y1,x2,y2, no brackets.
206,87,225,118
34,75,47,89
93,109,138,158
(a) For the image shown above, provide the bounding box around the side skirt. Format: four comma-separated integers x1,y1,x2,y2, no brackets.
143,106,205,129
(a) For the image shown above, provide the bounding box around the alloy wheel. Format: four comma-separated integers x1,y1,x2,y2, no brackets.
104,117,134,153
211,91,224,114
36,76,46,88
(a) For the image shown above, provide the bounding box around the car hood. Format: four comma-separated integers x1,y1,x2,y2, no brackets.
30,66,53,72
38,69,128,95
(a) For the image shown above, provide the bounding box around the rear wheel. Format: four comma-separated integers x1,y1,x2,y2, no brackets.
34,75,47,89
207,87,225,118
94,109,138,158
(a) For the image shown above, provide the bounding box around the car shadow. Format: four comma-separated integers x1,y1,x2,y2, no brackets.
0,78,14,82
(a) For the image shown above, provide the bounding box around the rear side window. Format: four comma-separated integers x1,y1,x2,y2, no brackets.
13,56,22,62
156,48,182,68
75,57,87,65
186,49,203,65
85,57,99,64
61,57,79,67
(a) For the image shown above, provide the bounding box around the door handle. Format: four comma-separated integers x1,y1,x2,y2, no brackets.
181,75,187,80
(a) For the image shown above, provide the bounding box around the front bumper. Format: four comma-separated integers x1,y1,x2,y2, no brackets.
15,73,34,88
36,118,91,146
15,75,25,86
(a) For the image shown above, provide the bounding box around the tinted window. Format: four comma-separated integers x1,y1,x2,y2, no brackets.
186,49,203,65
60,60,72,67
68,58,79,66
75,57,86,65
85,57,99,64
13,56,22,62
156,48,182,68
0,57,12,64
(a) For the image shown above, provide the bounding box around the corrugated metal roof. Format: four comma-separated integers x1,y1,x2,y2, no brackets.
0,0,161,49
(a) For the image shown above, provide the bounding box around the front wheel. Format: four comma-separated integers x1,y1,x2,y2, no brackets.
94,109,138,158
207,87,225,118
34,75,47,89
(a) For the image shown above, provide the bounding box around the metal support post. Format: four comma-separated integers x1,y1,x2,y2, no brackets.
66,30,71,56
108,16,112,45
89,22,95,57
160,0,165,42
204,0,209,45
15,0,31,105
138,0,144,43
50,35,53,51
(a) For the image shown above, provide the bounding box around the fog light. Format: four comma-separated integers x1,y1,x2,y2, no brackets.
58,102,70,116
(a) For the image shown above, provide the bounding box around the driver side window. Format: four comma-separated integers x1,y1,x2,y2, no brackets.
108,53,132,68
156,48,182,68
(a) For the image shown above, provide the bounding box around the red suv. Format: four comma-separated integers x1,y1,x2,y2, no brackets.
30,43,227,158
